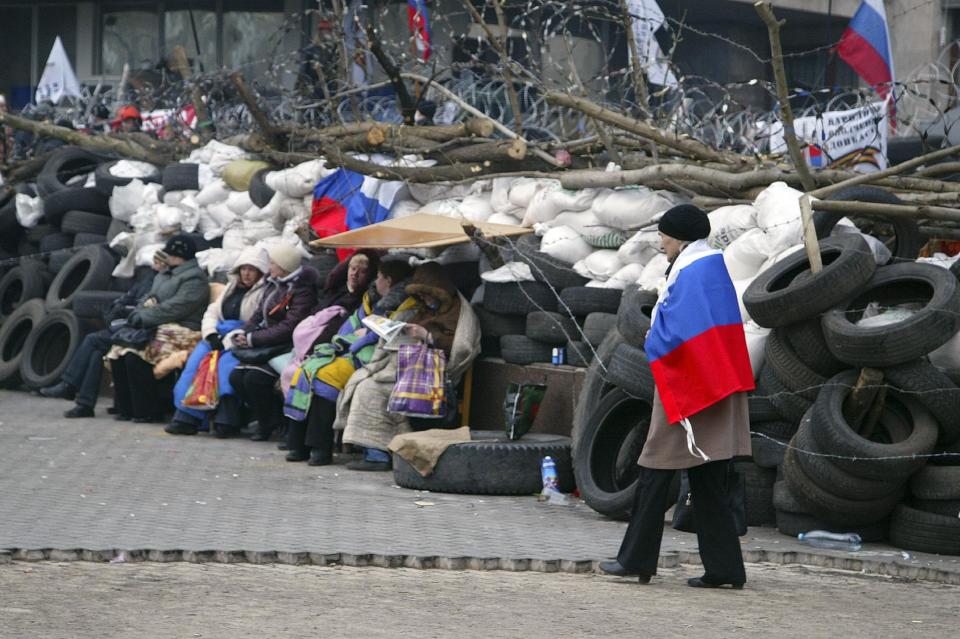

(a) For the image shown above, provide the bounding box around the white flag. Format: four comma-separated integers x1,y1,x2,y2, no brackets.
36,37,82,104
626,0,677,87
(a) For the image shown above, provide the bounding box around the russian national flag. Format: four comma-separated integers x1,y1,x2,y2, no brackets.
310,168,404,259
407,0,431,61
645,243,755,426
837,0,894,98
806,143,826,168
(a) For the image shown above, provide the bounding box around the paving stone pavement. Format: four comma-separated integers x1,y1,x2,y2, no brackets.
1,390,959,583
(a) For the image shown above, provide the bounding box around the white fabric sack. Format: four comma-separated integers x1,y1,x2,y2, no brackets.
221,227,246,252
604,263,646,290
487,212,523,226
407,180,483,205
551,211,621,246
206,202,237,228
637,253,669,292
754,182,806,253
129,202,161,232
490,177,518,214
110,179,160,222
573,249,623,282
743,321,770,379
136,242,166,267
521,183,563,227
391,199,421,219
242,219,276,244
481,262,535,283
111,160,158,178
708,205,757,249
266,160,328,198
163,190,199,206
586,279,607,287
225,190,254,215
724,228,775,281
757,243,803,276
420,198,465,216
15,194,44,228
195,179,231,206
155,203,186,233
831,223,893,265
617,228,661,265
459,194,494,222
539,225,593,265
592,188,678,230
732,278,753,323
195,248,239,276
508,178,556,209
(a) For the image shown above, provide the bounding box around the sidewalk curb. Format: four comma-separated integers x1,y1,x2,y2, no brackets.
1,547,957,584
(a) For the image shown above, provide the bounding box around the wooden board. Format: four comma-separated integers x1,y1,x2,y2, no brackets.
309,213,532,249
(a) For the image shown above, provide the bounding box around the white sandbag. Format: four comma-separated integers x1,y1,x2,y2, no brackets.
929,331,960,375
508,178,556,209
111,160,158,178
420,198,465,216
225,190,254,215
724,228,775,281
195,140,251,177
743,321,770,379
830,223,893,264
573,249,623,282
617,228,661,266
163,189,198,206
196,212,223,239
753,181,805,252
274,198,309,225
407,180,483,205
586,280,607,287
195,179,231,206
547,187,598,213
732,278,753,323
391,199,421,219
487,212,523,226
109,179,160,222
637,253,669,292
591,188,678,230
129,202,161,232
265,159,328,198
196,248,237,276
136,242,166,267
155,204,186,232
539,225,593,265
206,202,237,228
459,194,494,222
221,227,246,252
490,177,517,214
758,243,803,275
481,262,535,283
242,219,276,244
551,210,622,247
604,263,646,290
521,183,563,227
15,194,43,228
708,205,757,249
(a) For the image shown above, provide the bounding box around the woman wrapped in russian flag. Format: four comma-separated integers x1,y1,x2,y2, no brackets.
601,204,755,590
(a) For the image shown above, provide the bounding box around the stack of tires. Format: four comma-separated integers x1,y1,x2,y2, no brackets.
481,235,624,367
744,232,960,553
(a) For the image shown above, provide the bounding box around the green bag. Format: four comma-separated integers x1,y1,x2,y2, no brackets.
503,383,548,440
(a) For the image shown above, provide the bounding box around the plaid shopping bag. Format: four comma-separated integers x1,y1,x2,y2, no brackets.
388,343,448,418
182,350,220,410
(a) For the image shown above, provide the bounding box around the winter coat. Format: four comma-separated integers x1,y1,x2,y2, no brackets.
404,262,463,355
131,259,210,330
200,247,270,338
244,266,319,347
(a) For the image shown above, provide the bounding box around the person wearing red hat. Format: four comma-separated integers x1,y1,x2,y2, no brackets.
113,104,142,133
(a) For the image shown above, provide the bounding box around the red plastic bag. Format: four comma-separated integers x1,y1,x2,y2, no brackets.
182,350,220,410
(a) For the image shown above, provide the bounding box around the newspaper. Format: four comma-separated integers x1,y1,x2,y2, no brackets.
362,315,420,350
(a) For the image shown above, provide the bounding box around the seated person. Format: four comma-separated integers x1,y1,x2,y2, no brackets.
284,259,415,465
337,262,481,471
222,244,320,442
106,235,211,422
40,262,160,417
164,247,270,437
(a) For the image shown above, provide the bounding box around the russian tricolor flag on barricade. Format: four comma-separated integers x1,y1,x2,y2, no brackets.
407,0,432,61
644,242,755,458
310,168,404,258
837,0,894,98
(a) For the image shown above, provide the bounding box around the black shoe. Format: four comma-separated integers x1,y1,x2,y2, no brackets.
346,458,392,472
599,560,651,583
249,428,273,442
308,450,333,466
164,421,198,436
133,415,165,424
687,576,743,590
277,443,289,450
114,413,132,422
64,404,94,418
106,406,119,415
41,382,76,401
285,449,310,462
212,424,237,439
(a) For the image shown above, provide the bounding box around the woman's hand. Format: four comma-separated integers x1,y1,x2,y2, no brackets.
233,333,250,348
353,327,369,337
403,324,430,342
142,297,158,308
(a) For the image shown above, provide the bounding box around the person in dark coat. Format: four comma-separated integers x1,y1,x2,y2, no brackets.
39,264,160,417
225,243,319,441
108,235,211,422
600,205,752,590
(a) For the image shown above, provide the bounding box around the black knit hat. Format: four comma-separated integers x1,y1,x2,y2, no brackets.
657,204,711,242
163,234,197,260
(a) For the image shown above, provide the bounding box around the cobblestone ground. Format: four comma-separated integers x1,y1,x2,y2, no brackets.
1,561,957,639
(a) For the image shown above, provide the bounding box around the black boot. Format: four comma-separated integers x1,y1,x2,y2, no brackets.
41,381,77,400
164,421,198,436
308,449,333,466
64,404,94,418
285,418,308,458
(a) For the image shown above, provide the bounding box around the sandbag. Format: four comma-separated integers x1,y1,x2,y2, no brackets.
744,321,770,379
266,159,329,198
573,250,623,282
487,212,523,226
708,204,757,249
591,188,678,230
724,228,775,281
490,177,518,214
15,193,44,228
508,178,555,209
481,262,535,283
604,263,645,290
617,228,660,265
222,160,272,191
109,179,161,222
195,178,232,206
753,182,805,253
391,198,421,219
539,225,593,265
637,253,669,292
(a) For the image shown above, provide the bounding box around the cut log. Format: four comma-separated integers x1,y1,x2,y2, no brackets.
433,139,527,164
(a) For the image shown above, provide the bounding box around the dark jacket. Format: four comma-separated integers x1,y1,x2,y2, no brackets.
130,259,210,330
405,262,462,355
245,266,319,347
103,271,157,323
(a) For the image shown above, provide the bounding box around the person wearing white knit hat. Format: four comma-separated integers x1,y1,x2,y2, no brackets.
267,243,304,275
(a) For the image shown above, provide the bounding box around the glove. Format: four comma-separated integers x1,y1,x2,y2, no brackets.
126,312,143,327
206,333,224,351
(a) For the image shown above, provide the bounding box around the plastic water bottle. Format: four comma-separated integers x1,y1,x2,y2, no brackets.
541,456,559,492
797,530,862,551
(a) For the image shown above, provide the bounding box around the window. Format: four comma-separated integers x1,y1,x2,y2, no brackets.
164,2,217,73
222,1,286,81
101,5,160,75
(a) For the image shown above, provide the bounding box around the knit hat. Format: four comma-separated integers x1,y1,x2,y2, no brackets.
268,243,303,273
163,234,196,260
657,204,711,242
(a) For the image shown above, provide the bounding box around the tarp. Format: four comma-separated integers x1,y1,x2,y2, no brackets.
36,37,82,105
309,213,531,249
